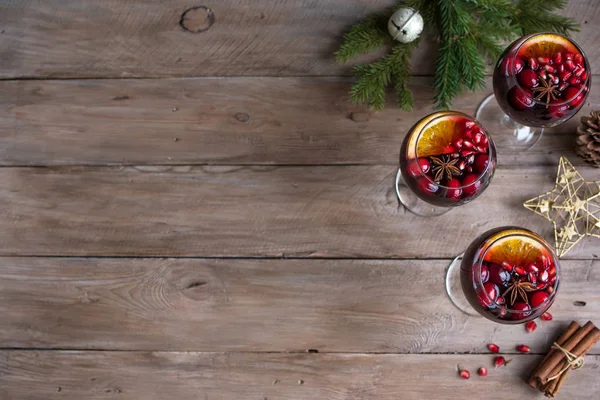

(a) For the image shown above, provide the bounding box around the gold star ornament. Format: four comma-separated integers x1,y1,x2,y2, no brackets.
524,157,600,257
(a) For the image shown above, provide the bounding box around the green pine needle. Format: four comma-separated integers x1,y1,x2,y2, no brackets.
336,0,579,110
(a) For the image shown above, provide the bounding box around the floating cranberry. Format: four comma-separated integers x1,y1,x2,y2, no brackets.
518,69,539,88
553,52,562,64
507,86,534,110
511,302,531,320
461,174,481,197
548,98,569,119
530,291,549,308
526,320,537,333
564,86,585,108
489,263,510,285
480,263,489,283
445,178,463,199
407,158,430,176
417,177,438,194
500,55,524,75
473,154,489,174
478,282,499,307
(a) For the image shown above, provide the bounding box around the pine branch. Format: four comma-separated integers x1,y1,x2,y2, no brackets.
434,42,461,110
334,12,390,64
514,0,579,35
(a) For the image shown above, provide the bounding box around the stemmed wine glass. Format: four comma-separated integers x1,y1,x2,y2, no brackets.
476,33,591,152
446,226,560,323
396,111,497,217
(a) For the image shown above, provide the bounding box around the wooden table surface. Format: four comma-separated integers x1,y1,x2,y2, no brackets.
1,1,599,399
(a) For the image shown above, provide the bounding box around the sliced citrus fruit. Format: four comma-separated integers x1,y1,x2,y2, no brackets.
518,33,580,60
483,230,551,267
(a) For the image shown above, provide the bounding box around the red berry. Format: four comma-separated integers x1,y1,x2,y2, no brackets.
416,177,438,194
526,320,537,333
544,64,555,73
553,52,562,64
445,178,463,199
500,55,524,75
574,53,583,65
459,369,470,379
516,344,531,353
473,154,489,174
518,69,539,88
501,261,514,272
557,63,565,73
461,174,481,197
478,367,488,377
559,71,572,82
541,312,553,321
511,302,531,320
565,59,575,71
480,263,490,283
508,86,534,110
478,282,499,307
530,291,549,308
564,87,585,108
580,71,588,82
494,356,509,368
537,269,549,283
525,263,539,274
488,343,500,353
408,157,430,176
528,57,538,70
489,263,510,285
537,57,550,65
515,266,526,276
548,98,569,119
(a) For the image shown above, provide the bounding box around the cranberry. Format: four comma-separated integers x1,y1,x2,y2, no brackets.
473,154,489,174
444,178,463,199
480,263,489,283
500,55,524,75
488,263,510,285
507,86,534,110
461,174,481,197
564,86,585,108
478,282,499,307
416,177,438,194
518,69,539,88
408,157,431,176
511,302,531,320
530,291,549,308
548,98,569,119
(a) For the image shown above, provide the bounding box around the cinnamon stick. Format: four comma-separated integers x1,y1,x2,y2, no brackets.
544,327,600,396
527,321,580,389
536,321,595,384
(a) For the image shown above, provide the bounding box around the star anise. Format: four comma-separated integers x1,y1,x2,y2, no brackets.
430,155,460,182
531,76,560,104
501,279,536,306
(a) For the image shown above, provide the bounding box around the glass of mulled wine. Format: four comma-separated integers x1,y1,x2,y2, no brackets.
445,227,560,323
397,111,497,217
476,33,591,152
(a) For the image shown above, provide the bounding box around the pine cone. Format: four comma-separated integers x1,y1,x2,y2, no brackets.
576,111,600,167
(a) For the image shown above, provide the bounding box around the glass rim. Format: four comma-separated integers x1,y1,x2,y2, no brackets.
476,231,560,313
511,32,590,106
413,112,496,189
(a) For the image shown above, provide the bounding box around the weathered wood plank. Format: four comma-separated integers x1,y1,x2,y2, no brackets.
2,351,600,400
1,1,599,78
0,257,598,352
2,77,598,166
0,165,598,258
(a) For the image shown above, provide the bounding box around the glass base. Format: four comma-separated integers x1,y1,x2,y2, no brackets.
395,169,450,217
475,93,543,153
445,253,481,317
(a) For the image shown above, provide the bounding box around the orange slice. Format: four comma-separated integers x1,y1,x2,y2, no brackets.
405,112,469,159
518,33,580,60
483,229,551,267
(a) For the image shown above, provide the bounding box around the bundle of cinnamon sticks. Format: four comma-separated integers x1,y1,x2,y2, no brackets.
528,321,600,398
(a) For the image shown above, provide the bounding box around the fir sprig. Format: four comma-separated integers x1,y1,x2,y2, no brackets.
336,0,579,110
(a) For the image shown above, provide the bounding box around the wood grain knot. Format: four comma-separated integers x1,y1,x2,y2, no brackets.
349,112,370,122
180,6,214,33
185,281,208,290
235,112,250,123
574,301,587,307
